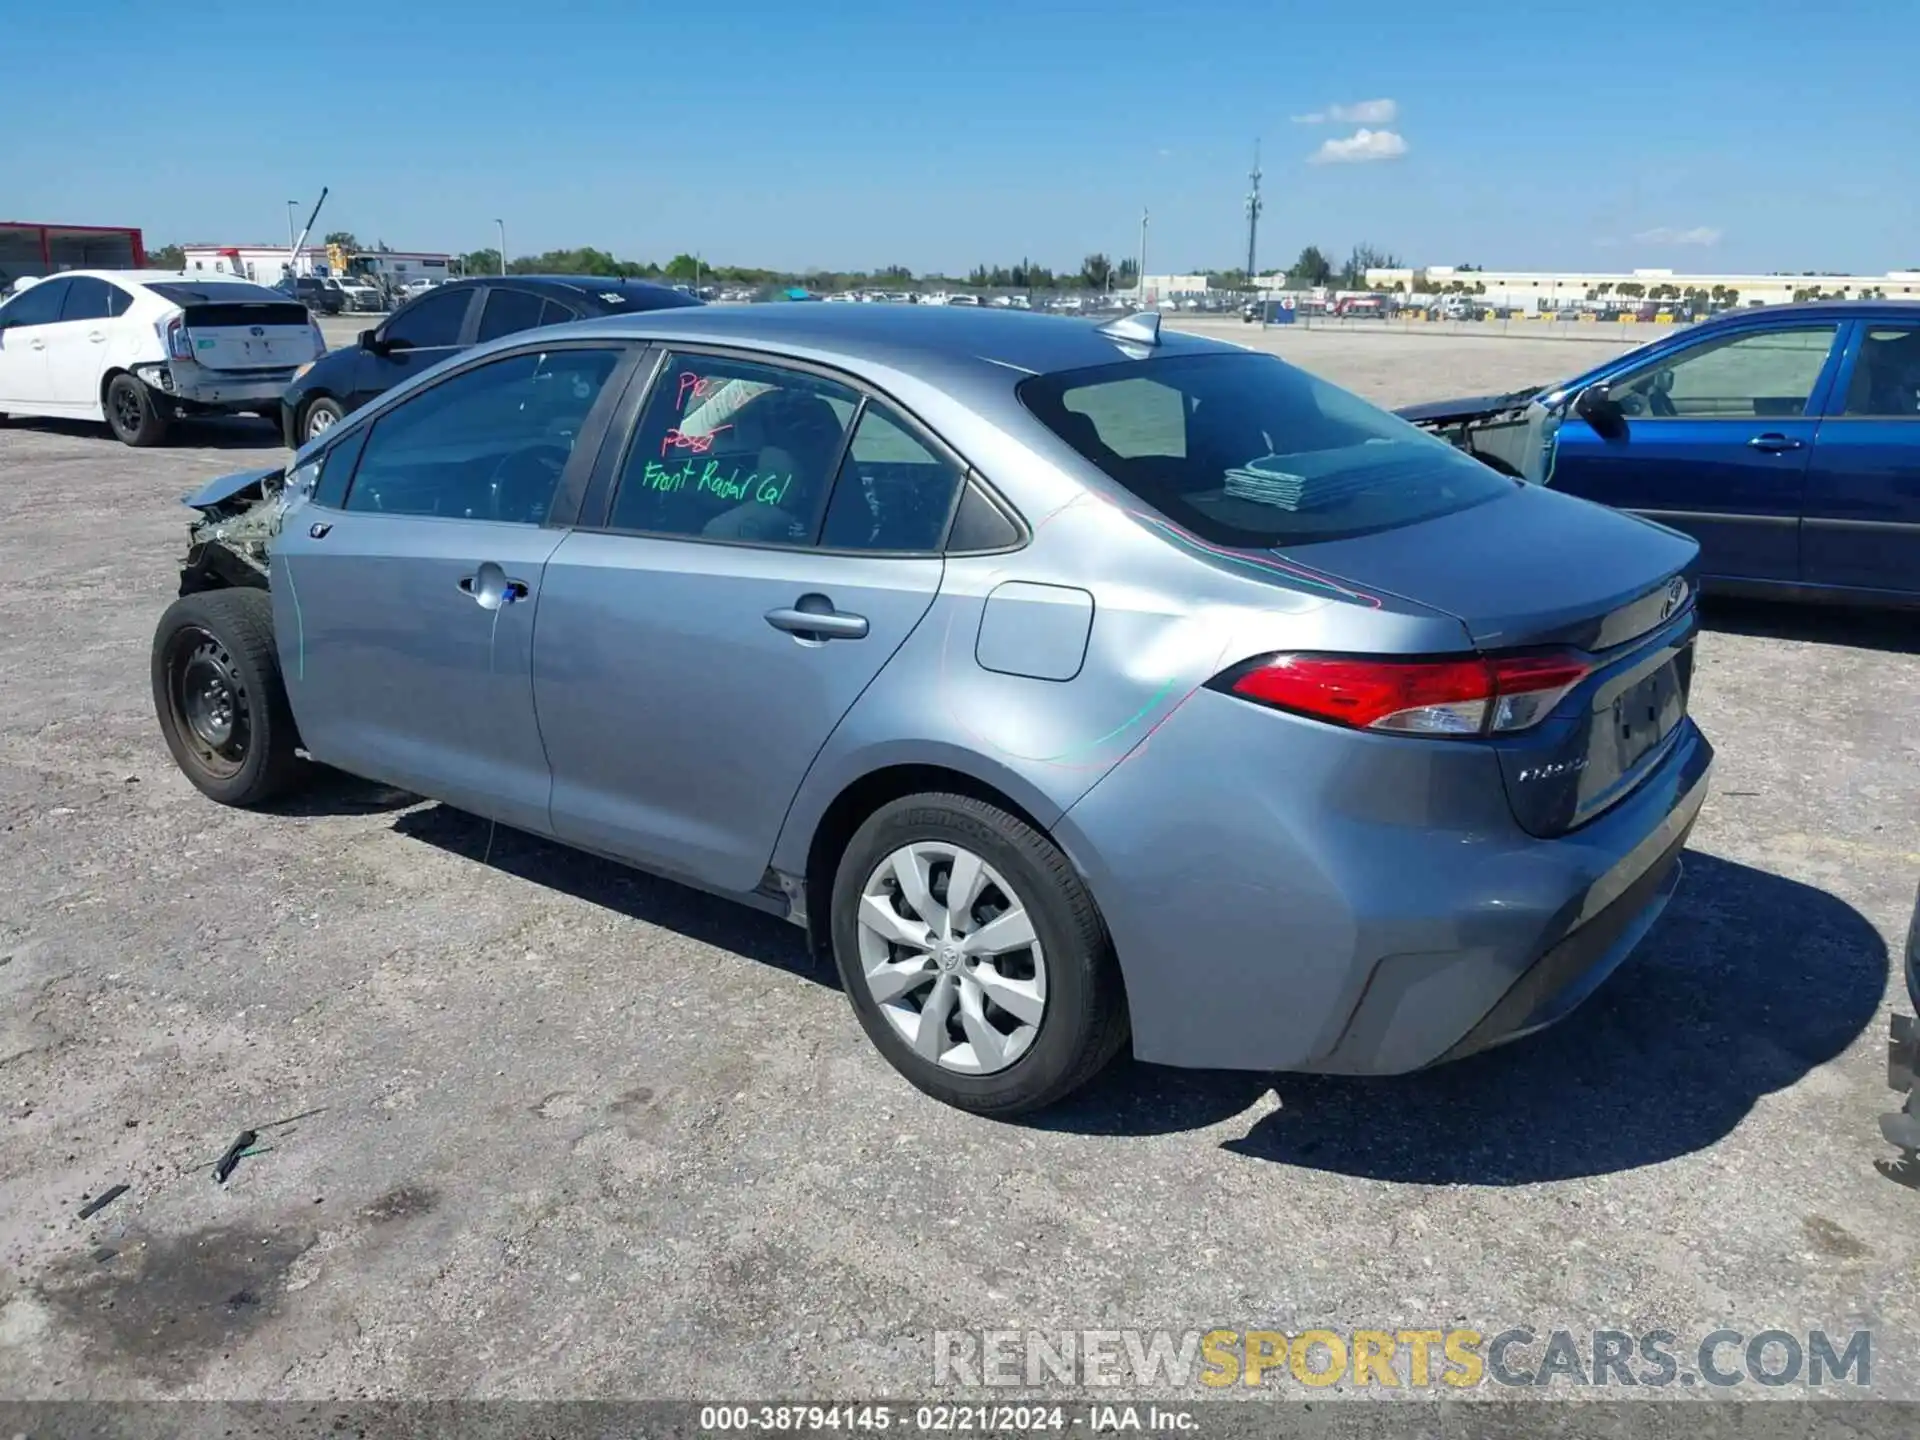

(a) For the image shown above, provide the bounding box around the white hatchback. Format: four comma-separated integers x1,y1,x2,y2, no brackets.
0,270,324,446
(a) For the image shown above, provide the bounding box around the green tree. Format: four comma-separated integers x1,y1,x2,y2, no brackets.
1080,253,1114,290
663,253,702,281
1338,243,1400,290
1290,245,1333,287
1113,258,1138,288
459,248,501,276
148,243,186,270
323,231,360,251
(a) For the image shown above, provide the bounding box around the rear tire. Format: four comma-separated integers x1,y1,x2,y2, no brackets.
106,373,169,447
151,588,303,807
301,396,345,443
830,793,1129,1116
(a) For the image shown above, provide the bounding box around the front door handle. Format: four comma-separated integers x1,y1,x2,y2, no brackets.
88,331,108,343
766,597,869,641
1748,432,1804,453
27,338,45,351
458,563,529,610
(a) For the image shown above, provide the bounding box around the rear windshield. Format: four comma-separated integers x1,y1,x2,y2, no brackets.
148,281,294,306
1018,352,1513,547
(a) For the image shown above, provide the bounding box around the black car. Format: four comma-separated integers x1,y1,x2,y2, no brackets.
275,274,345,316
278,274,702,447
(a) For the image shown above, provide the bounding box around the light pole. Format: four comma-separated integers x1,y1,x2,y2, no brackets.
286,200,299,252
494,219,506,276
1138,207,1149,304
1244,140,1262,285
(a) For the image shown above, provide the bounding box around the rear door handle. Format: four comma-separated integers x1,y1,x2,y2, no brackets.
87,331,107,343
27,338,45,350
1748,433,1804,453
766,600,869,641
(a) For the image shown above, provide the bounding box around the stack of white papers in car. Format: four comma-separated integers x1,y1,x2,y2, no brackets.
1222,453,1384,511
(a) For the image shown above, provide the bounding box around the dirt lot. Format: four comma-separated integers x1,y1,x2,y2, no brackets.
2,327,1918,1403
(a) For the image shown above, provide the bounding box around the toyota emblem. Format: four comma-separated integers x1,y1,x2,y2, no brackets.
249,325,265,337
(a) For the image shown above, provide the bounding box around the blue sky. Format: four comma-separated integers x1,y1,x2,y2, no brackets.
7,0,1916,277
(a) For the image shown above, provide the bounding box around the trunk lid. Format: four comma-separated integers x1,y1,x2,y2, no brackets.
1279,482,1702,836
178,301,317,372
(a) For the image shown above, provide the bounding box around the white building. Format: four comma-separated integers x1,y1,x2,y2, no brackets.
1139,274,1211,302
1366,264,1920,310
181,244,327,284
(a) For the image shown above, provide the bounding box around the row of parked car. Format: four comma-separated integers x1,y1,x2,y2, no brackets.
0,269,698,447
274,272,443,315
3,269,1916,610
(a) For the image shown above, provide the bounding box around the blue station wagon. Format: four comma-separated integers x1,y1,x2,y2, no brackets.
1401,302,1920,606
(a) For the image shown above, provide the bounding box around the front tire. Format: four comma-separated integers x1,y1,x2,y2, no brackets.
301,396,345,443
151,589,303,807
830,793,1128,1116
105,373,170,447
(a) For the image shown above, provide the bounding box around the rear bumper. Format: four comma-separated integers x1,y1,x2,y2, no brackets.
1053,686,1713,1075
143,362,299,412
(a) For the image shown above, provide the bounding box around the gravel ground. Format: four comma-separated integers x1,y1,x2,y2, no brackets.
2,328,1917,1406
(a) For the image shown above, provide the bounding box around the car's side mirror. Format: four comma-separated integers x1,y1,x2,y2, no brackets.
1573,381,1628,440
359,328,396,356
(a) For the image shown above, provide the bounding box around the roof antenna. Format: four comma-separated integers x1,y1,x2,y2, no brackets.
1096,310,1160,346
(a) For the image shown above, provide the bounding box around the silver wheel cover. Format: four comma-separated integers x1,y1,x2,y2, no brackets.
855,841,1047,1075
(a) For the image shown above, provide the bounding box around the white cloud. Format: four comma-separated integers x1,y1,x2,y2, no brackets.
1294,99,1398,125
1634,226,1723,247
1308,128,1409,164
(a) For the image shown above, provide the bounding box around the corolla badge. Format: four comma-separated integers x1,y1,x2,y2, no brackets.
1660,575,1689,621
249,326,266,337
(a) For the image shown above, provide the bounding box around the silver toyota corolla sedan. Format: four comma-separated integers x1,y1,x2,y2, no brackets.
151,304,1713,1114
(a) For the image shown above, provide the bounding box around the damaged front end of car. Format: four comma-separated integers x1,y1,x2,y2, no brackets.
176,460,307,596
1396,384,1566,483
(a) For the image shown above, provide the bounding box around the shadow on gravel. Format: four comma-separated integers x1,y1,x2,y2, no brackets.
1701,595,1919,656
265,768,420,817
1040,850,1887,1181
391,803,831,988
2,414,282,451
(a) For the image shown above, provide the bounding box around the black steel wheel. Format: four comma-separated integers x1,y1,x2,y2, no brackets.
151,589,302,806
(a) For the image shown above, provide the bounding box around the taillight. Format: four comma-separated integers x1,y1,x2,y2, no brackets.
1218,651,1592,737
164,315,192,361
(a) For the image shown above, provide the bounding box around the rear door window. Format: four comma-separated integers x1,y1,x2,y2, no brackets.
819,402,965,551
1840,328,1920,417
477,287,547,343
1019,352,1511,547
606,353,859,544
58,276,117,322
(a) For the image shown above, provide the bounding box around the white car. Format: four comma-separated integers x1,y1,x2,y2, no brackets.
0,270,324,446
